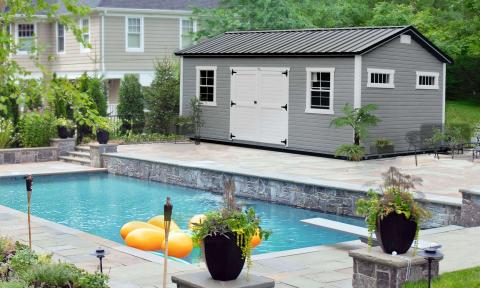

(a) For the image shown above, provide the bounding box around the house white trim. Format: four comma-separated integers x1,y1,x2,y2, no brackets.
353,55,362,108
179,57,184,115
101,13,105,73
55,22,66,55
367,68,395,88
196,66,217,106
95,7,193,16
79,17,91,53
15,22,37,55
442,63,446,124
125,16,144,52
305,67,335,114
416,71,439,90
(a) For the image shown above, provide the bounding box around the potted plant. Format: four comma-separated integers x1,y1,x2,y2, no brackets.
356,167,430,255
191,180,271,281
94,117,113,144
335,144,365,161
373,138,394,155
55,118,75,139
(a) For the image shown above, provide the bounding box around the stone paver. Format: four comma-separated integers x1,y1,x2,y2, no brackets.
0,161,106,177
114,143,480,198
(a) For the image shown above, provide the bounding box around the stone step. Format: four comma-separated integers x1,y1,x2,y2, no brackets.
75,145,90,153
67,151,90,159
59,156,91,166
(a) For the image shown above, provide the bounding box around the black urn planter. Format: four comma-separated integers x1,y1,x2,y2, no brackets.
96,129,109,144
203,232,246,281
57,126,69,139
68,128,75,138
376,212,417,254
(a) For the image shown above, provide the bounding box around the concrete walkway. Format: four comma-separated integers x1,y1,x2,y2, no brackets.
1,204,479,288
115,143,480,199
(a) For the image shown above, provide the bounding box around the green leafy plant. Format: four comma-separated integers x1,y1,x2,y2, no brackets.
335,144,365,161
0,119,15,149
374,138,393,148
330,103,380,145
18,112,56,148
118,74,145,133
93,117,114,134
355,167,430,253
190,97,204,143
191,180,271,273
54,117,75,129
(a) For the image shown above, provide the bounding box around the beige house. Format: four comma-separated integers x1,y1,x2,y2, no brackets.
11,0,217,115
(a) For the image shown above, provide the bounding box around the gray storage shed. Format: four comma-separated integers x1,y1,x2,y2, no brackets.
175,26,452,156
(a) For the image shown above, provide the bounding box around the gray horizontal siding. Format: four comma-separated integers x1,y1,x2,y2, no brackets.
361,36,444,153
182,57,354,154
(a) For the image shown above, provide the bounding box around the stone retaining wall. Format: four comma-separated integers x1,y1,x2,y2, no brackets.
0,147,58,164
103,155,461,228
50,138,75,156
460,188,480,227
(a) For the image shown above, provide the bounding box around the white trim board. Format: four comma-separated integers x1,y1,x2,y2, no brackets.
353,55,362,108
442,63,446,124
416,71,439,90
305,67,335,115
179,57,184,115
195,66,217,106
366,68,395,89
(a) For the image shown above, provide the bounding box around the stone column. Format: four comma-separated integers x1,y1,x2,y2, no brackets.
460,188,480,227
349,247,441,288
50,138,75,156
89,143,118,168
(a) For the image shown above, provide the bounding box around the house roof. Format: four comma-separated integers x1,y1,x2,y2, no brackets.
175,26,452,63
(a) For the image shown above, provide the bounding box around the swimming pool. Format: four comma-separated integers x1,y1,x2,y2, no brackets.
0,173,364,262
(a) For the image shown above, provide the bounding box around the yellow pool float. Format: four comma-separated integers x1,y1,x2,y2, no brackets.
125,228,165,251
120,221,162,239
161,231,193,258
148,215,181,231
251,229,262,248
188,214,207,230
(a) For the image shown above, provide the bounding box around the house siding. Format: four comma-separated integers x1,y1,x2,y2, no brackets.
361,35,444,153
182,57,354,154
104,15,180,71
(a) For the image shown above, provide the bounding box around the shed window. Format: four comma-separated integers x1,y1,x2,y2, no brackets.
306,68,335,114
80,17,90,52
57,23,65,53
367,68,395,88
17,23,35,53
196,66,216,105
126,17,143,51
416,71,439,89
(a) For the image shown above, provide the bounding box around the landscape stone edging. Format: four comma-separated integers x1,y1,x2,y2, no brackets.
50,138,75,156
0,146,58,164
102,154,461,228
460,188,480,227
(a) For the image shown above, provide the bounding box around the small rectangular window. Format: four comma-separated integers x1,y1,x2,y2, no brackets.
196,66,216,105
126,17,143,51
181,19,196,49
416,71,439,89
80,18,90,52
57,23,65,53
367,68,395,88
17,23,35,53
306,68,335,114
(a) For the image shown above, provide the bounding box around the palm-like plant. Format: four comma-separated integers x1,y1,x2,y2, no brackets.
330,104,380,145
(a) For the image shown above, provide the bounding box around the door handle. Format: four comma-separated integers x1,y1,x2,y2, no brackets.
254,100,257,104
281,104,287,111
231,100,236,107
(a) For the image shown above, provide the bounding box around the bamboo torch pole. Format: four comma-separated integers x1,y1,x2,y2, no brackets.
25,175,33,250
163,197,172,288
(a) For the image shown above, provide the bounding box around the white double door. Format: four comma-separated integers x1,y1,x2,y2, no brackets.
230,67,289,146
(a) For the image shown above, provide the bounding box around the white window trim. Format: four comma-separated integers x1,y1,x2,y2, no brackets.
179,18,197,49
196,66,217,106
79,17,90,53
125,16,144,52
416,71,439,89
367,68,395,88
15,23,37,55
56,22,66,55
305,67,335,114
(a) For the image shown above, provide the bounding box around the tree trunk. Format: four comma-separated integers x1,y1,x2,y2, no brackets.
354,133,360,146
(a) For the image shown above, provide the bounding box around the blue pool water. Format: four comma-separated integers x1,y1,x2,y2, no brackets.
0,173,364,262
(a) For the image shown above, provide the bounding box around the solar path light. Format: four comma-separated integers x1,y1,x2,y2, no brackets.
417,247,444,288
91,247,109,273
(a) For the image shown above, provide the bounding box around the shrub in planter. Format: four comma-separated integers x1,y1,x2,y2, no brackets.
93,117,114,144
191,180,271,281
54,118,75,139
373,138,394,155
19,112,56,148
356,167,430,255
335,144,365,161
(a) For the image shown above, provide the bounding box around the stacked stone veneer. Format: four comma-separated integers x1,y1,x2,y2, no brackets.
102,155,462,228
90,144,118,168
350,247,440,288
460,188,480,227
0,147,58,164
50,138,75,156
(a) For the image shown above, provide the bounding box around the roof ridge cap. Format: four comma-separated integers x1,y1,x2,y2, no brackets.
225,25,410,34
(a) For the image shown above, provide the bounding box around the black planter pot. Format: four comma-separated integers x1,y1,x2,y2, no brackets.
57,126,69,139
68,128,75,138
203,232,246,281
376,213,417,254
96,129,109,144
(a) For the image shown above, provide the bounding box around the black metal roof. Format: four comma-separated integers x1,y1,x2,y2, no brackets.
176,26,452,63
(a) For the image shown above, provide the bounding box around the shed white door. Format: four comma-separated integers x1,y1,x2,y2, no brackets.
230,67,289,145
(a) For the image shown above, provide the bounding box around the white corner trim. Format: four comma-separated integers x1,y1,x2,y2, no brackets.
125,16,144,52
101,13,105,74
305,67,335,114
416,71,439,90
179,57,184,115
195,66,217,106
79,17,91,53
354,55,362,108
366,68,395,88
442,63,446,124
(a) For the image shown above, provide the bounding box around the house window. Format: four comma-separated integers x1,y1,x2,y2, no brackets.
17,23,35,53
126,17,143,52
416,71,439,89
181,19,197,49
305,68,335,114
57,23,65,53
80,17,90,52
367,68,395,88
196,66,216,105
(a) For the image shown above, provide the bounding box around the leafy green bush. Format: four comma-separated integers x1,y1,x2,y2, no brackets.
145,59,179,134
335,144,365,161
118,74,145,133
78,73,107,117
18,112,56,147
115,132,180,144
0,119,15,149
0,281,26,288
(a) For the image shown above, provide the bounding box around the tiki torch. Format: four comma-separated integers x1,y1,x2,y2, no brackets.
163,197,172,288
25,175,33,250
